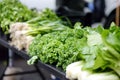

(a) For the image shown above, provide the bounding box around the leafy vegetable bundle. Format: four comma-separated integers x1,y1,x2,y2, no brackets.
26,8,71,36
79,23,120,76
28,23,85,69
0,0,37,33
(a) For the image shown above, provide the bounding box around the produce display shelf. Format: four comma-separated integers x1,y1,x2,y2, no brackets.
0,35,67,80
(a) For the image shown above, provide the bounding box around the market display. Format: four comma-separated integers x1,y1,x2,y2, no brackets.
0,0,120,80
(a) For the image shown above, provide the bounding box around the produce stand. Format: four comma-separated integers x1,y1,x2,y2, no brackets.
0,34,67,80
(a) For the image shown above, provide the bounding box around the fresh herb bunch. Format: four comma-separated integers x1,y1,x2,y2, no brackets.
0,0,37,33
26,8,72,36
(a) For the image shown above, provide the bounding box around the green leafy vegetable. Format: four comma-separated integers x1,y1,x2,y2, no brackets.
28,23,85,70
0,0,37,33
79,23,120,77
66,61,119,80
26,8,71,36
101,25,120,76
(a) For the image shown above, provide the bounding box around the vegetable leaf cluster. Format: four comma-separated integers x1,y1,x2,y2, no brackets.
28,23,85,70
79,23,120,77
26,8,72,36
0,0,37,33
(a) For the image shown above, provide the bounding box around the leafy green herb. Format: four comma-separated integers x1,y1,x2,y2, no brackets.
26,8,72,36
0,0,37,33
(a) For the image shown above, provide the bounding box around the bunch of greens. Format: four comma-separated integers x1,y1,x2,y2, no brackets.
78,23,120,77
66,23,120,80
28,22,85,70
0,0,37,33
26,8,72,36
100,23,120,76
